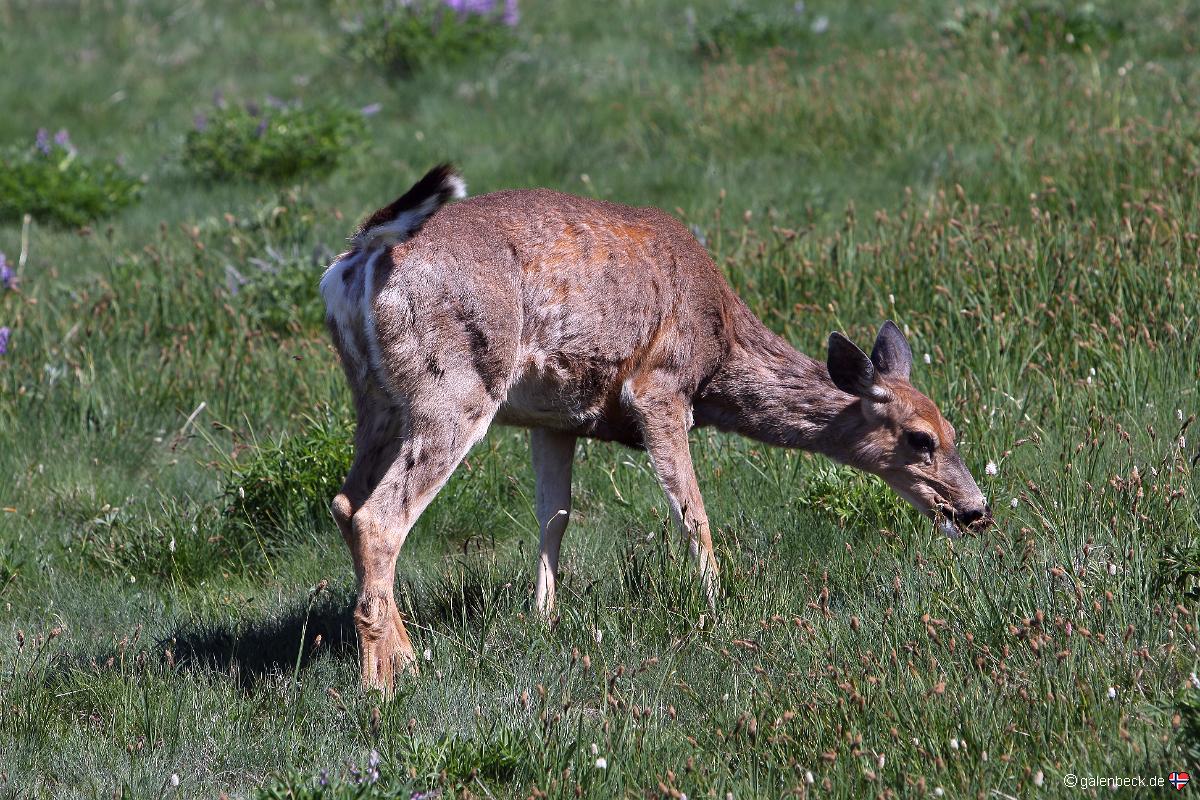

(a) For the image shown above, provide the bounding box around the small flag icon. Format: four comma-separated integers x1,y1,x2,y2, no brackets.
1169,772,1190,791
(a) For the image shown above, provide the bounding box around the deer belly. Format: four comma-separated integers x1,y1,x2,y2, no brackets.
493,355,643,445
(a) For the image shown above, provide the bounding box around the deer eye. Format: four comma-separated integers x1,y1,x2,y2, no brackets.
905,431,936,453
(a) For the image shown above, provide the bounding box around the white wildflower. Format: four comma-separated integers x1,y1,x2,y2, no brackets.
950,738,959,750
169,538,176,553
1190,672,1200,690
592,627,603,645
804,771,814,785
423,648,432,661
1034,770,1045,787
1108,563,1117,576
1107,686,1117,700
935,789,945,797
595,757,608,769
811,15,829,33
923,353,932,364
1010,497,1019,508
170,774,180,788
985,461,998,476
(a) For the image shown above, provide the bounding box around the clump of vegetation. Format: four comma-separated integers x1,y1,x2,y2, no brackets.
183,101,365,183
695,6,815,59
258,730,526,800
0,129,142,226
220,412,353,537
940,1,1124,52
228,245,329,335
794,459,898,532
70,497,232,583
338,0,518,77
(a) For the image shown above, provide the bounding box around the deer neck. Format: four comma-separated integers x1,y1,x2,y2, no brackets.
696,307,866,460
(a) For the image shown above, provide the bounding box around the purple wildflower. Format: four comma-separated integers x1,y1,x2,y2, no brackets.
193,113,208,131
54,128,75,154
245,101,261,117
265,94,287,110
35,128,51,155
0,327,10,356
254,118,269,138
502,0,518,26
0,253,13,290
445,0,497,16
360,102,382,117
318,770,329,787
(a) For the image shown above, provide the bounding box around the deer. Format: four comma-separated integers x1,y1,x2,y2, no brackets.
320,164,993,693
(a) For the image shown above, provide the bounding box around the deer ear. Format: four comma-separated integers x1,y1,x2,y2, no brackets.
828,332,891,402
870,320,912,380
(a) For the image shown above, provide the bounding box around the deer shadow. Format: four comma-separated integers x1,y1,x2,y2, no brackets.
165,590,359,689
163,569,507,689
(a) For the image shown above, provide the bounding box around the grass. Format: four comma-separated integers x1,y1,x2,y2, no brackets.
0,0,1198,796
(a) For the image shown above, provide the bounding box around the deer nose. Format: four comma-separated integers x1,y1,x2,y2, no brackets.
956,504,992,528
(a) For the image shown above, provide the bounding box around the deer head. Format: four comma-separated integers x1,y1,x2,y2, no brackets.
826,321,992,536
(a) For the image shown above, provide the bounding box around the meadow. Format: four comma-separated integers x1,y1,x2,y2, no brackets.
0,0,1198,797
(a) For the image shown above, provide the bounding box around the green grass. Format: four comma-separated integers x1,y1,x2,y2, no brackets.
1,0,1198,796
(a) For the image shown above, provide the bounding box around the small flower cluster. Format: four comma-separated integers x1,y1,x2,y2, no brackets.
34,128,76,157
0,251,10,356
440,0,518,26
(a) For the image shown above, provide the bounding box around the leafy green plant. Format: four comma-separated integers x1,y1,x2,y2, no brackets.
230,245,329,335
0,129,142,226
183,101,365,183
695,6,813,59
794,459,899,533
339,0,518,77
939,1,1124,53
220,411,353,537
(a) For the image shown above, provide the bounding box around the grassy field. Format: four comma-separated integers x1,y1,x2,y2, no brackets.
1,0,1199,797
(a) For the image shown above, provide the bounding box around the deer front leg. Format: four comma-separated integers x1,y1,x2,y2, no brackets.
530,428,576,619
627,384,720,609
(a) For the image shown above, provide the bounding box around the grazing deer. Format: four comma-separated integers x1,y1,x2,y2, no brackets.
321,165,992,693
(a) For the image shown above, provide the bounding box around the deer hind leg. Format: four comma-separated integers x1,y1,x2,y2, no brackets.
334,396,498,694
530,428,576,619
626,382,720,609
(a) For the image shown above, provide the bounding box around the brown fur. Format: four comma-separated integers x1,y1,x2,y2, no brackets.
321,168,991,694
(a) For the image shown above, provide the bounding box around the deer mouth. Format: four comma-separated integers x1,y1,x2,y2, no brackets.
933,500,993,536
931,502,961,539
